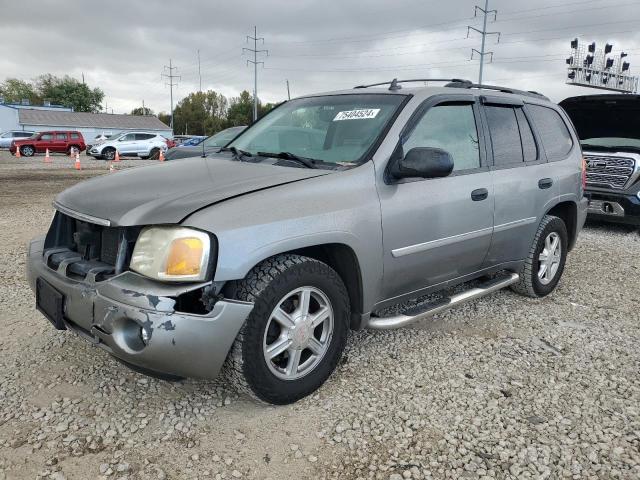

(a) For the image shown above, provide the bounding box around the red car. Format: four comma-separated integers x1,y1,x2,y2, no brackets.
10,131,86,157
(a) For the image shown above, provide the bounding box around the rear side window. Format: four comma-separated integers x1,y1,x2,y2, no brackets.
515,109,538,162
527,105,573,161
485,106,523,166
16,132,32,137
135,133,154,140
55,133,67,140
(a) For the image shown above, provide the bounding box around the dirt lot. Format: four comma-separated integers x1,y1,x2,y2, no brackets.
1,151,639,480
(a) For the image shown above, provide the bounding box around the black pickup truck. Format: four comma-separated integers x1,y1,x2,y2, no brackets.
560,94,640,225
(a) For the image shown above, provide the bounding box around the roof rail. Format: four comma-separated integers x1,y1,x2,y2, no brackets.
354,78,473,91
353,78,549,100
454,82,549,100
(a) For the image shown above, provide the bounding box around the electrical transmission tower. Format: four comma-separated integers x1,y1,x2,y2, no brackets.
467,0,500,85
161,59,181,131
243,26,268,122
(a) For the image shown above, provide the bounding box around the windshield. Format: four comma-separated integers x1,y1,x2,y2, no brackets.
107,132,123,140
227,94,406,165
204,127,245,148
581,137,640,149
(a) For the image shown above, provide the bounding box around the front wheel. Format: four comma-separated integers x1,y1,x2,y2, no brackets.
20,145,35,157
511,215,568,298
102,148,116,161
223,254,350,404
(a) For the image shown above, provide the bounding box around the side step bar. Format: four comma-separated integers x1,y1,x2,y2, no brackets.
367,272,520,330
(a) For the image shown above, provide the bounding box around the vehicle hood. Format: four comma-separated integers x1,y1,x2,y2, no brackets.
560,94,640,141
55,155,330,226
165,146,216,160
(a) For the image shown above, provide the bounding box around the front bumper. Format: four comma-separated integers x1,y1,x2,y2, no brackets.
27,236,253,379
585,189,640,225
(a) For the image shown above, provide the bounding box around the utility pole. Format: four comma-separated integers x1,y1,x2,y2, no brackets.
142,99,145,114
286,79,291,100
197,49,202,92
161,59,180,132
467,0,500,85
243,26,268,122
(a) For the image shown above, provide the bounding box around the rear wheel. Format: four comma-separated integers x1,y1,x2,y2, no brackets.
511,215,568,298
223,254,350,404
148,148,160,160
20,145,35,157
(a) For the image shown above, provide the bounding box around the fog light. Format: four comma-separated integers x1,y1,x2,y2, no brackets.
140,326,151,345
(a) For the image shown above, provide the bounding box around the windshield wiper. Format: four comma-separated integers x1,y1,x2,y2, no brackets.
257,151,319,169
219,146,253,159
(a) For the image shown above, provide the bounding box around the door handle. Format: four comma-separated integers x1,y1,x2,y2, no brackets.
471,188,489,201
538,178,553,189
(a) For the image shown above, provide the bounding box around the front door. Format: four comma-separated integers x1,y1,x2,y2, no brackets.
117,133,136,154
379,97,494,302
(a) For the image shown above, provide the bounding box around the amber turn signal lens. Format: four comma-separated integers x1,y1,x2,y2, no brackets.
166,237,204,276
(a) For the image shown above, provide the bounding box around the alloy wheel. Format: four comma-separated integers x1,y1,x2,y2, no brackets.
538,232,561,285
262,286,334,381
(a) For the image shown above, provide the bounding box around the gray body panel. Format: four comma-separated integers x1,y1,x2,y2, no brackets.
27,84,587,379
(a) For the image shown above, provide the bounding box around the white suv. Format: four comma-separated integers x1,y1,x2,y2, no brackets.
88,132,168,160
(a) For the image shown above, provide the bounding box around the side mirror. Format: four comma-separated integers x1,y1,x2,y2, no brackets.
390,147,454,179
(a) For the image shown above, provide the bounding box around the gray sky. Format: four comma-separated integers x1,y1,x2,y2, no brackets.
1,0,639,113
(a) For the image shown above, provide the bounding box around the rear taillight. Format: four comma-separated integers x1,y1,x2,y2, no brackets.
581,157,587,190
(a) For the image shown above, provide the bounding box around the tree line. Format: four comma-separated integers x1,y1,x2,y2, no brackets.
133,90,277,136
1,75,277,136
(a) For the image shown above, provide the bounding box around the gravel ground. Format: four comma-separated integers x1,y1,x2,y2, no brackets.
1,151,639,479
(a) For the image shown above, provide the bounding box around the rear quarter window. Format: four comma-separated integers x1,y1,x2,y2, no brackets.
70,133,81,139
527,104,574,161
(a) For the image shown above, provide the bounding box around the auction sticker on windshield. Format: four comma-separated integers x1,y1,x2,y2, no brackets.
333,109,380,121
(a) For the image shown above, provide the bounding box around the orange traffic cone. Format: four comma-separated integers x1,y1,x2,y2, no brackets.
44,148,52,163
114,150,121,162
74,152,81,170
15,146,21,158
158,149,165,162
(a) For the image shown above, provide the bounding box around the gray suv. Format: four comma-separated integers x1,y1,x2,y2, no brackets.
27,79,587,404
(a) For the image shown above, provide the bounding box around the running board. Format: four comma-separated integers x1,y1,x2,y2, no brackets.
367,272,520,330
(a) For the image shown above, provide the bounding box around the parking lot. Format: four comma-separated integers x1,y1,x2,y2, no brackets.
1,151,639,479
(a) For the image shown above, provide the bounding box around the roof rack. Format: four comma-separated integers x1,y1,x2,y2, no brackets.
354,78,472,91
353,78,549,100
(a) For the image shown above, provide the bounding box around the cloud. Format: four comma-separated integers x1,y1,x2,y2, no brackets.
1,0,638,112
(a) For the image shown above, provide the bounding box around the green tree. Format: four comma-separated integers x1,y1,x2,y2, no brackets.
0,78,41,104
226,90,255,127
172,90,228,135
35,74,104,112
130,107,154,116
157,112,171,126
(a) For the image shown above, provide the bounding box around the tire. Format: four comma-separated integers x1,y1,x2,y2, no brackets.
223,254,350,405
148,148,160,160
102,148,116,161
511,215,568,298
20,145,35,157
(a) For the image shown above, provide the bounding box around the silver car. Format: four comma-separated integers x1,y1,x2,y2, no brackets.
0,130,35,148
27,79,587,404
88,131,168,160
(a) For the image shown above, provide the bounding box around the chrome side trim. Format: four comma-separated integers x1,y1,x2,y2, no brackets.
391,226,493,258
53,201,111,227
493,216,537,233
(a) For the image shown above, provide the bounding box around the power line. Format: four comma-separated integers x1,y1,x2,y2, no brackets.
468,0,500,84
161,59,180,132
243,26,268,122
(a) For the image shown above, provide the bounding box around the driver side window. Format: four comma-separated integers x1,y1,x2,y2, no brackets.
404,103,481,172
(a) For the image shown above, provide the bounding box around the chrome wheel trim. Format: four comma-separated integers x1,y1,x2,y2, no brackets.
538,232,561,285
262,286,334,381
104,149,115,160
23,146,34,156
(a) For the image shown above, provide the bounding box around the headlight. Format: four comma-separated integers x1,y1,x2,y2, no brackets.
130,227,212,281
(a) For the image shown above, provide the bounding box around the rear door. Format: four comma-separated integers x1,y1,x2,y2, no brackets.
51,132,69,153
379,95,495,300
135,133,155,155
481,97,558,265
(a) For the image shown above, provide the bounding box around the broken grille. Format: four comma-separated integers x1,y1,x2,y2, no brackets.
585,155,635,190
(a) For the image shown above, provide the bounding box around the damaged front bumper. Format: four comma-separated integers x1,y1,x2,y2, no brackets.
27,236,253,379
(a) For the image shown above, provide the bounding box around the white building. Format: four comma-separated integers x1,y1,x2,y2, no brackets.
0,103,171,141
